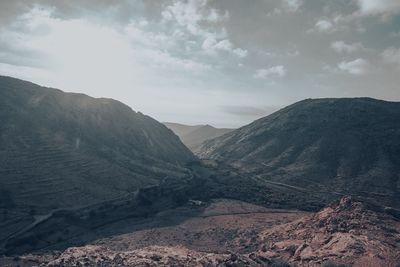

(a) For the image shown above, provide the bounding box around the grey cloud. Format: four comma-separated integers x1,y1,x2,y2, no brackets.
382,47,400,65
331,41,365,53
356,0,400,16
337,58,371,75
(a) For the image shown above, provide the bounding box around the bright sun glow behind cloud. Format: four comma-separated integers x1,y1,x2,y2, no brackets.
5,7,158,97
0,6,233,124
2,7,131,93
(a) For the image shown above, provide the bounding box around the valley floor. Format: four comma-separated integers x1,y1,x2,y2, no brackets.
1,198,399,267
0,199,306,266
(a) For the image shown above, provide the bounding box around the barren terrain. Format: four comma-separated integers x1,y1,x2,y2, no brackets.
1,198,399,267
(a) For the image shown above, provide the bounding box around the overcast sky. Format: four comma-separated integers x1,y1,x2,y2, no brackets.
0,0,399,127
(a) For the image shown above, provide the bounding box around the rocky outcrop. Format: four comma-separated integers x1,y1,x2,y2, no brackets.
256,197,400,266
43,245,259,267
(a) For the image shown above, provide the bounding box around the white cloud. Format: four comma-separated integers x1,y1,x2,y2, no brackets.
331,41,364,53
315,19,334,32
162,0,228,38
338,58,371,75
310,15,365,34
162,0,246,59
356,0,400,16
382,47,400,65
254,66,287,79
282,0,303,13
202,37,247,58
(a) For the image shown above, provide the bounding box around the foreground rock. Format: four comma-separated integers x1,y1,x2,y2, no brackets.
256,197,400,266
40,245,260,266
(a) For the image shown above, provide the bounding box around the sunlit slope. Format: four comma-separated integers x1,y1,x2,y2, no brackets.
0,76,195,211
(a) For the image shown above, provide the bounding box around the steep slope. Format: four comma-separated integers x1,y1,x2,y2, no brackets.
198,98,400,208
164,122,233,152
0,76,195,212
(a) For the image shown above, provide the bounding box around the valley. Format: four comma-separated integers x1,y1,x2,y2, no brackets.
0,77,399,266
163,122,234,153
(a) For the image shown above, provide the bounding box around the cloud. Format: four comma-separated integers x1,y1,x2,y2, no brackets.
161,0,246,59
0,5,216,97
309,14,365,34
356,0,400,16
282,0,303,13
162,0,228,38
331,41,364,53
382,47,400,65
202,37,247,58
337,58,371,75
254,66,287,79
0,0,399,126
314,19,334,32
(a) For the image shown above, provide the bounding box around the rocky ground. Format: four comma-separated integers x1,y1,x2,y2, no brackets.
256,197,400,266
1,198,399,267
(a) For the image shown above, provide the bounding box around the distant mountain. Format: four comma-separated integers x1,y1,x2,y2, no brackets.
197,98,400,209
163,122,233,153
163,122,204,137
0,76,195,213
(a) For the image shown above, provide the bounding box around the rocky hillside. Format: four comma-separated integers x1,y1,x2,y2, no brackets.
0,76,195,212
197,98,400,208
164,122,233,152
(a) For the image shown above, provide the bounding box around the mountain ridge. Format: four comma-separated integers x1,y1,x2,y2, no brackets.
197,97,400,209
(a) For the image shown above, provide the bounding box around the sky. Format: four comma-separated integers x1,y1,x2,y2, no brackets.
0,0,399,128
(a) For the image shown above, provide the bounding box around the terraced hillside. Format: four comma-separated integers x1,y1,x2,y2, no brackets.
0,76,196,212
198,98,400,209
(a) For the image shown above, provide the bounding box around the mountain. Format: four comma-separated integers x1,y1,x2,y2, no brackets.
197,98,400,209
0,76,196,213
163,122,233,152
162,122,203,137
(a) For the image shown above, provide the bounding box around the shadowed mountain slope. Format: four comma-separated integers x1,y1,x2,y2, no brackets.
164,122,233,152
0,76,196,212
197,98,400,208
